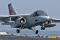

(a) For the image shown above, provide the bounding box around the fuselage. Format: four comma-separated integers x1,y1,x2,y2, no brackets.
15,15,51,29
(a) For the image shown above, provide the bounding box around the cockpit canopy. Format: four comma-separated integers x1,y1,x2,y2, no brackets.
31,10,48,16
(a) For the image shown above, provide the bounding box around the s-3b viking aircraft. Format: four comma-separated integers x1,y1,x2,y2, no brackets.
0,3,60,34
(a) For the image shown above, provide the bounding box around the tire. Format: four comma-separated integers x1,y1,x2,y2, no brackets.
35,30,39,34
41,27,45,30
16,29,20,33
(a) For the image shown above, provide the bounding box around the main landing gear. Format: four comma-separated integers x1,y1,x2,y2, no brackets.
35,30,39,34
31,27,39,34
16,29,20,33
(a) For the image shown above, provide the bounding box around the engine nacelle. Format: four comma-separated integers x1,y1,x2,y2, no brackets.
44,23,56,27
16,17,27,27
20,17,27,24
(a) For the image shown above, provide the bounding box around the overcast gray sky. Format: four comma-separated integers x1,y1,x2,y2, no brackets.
0,0,60,32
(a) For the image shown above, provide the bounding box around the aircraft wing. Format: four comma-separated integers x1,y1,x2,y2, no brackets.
0,15,19,22
52,18,60,23
0,15,9,22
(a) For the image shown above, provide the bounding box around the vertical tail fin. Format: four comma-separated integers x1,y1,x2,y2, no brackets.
8,3,16,15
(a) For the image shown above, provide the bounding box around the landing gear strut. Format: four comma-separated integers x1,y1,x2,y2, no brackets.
41,23,45,30
31,27,39,34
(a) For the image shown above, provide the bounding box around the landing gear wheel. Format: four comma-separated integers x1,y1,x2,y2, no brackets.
35,30,39,34
16,29,20,33
41,27,45,30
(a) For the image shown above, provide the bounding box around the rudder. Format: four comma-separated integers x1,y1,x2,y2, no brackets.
8,3,16,15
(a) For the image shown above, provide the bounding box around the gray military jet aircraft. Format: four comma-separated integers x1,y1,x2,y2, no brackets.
0,3,60,34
